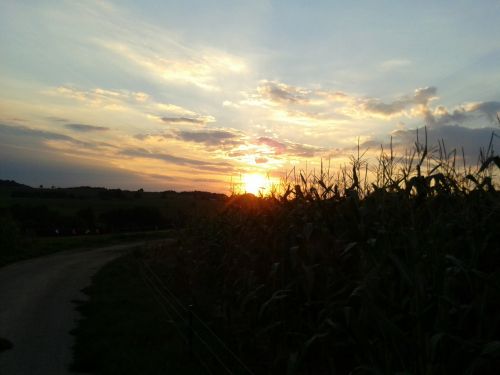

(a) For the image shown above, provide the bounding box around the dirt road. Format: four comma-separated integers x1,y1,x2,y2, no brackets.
0,243,141,374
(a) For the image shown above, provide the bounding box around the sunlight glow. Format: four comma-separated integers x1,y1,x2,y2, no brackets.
242,173,272,195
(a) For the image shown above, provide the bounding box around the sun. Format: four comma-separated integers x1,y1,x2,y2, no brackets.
242,173,269,195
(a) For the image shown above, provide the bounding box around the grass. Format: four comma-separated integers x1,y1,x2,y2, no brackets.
0,337,13,353
70,249,202,375
0,229,173,268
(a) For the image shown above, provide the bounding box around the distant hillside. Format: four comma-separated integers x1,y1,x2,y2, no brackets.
0,179,32,189
0,179,226,200
0,180,228,237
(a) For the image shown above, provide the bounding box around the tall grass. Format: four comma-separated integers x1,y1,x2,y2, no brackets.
155,130,500,374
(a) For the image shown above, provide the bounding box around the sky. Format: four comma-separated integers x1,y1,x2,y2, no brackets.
1,0,499,193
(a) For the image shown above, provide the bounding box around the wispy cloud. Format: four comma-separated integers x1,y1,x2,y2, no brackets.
379,59,412,71
47,85,211,123
257,136,323,158
64,123,110,132
1,123,77,142
161,117,210,126
100,42,248,92
0,123,113,151
120,147,234,173
49,86,149,111
171,129,244,146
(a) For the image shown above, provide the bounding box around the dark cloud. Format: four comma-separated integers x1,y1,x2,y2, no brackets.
0,123,76,142
423,106,468,127
64,123,110,132
362,99,408,116
255,157,268,164
120,148,234,173
133,129,245,149
257,137,286,154
391,125,499,162
361,86,437,117
414,86,437,105
468,101,500,122
133,133,151,141
227,150,246,157
257,80,310,105
161,117,206,125
172,129,242,146
0,123,114,150
287,142,322,157
257,136,322,158
422,101,500,127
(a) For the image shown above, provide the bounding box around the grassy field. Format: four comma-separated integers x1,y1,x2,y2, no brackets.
70,249,203,375
0,182,227,266
0,229,174,267
0,182,226,237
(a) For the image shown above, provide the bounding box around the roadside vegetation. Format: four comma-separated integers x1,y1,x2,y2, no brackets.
0,229,172,267
70,249,202,375
0,183,225,266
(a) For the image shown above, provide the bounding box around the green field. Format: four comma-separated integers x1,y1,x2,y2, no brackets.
0,181,227,265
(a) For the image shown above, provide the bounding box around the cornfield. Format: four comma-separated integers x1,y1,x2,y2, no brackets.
152,129,500,374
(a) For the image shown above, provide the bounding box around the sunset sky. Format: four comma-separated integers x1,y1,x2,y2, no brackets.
1,0,499,193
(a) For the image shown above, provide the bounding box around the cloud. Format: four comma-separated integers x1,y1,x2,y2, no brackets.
287,142,323,157
0,123,114,151
64,123,110,132
241,80,442,125
360,86,437,117
120,147,234,173
391,124,499,162
257,137,287,153
1,123,78,143
49,86,129,110
101,42,248,91
379,59,412,71
156,103,196,116
421,101,500,127
171,129,243,146
257,80,311,105
49,86,203,119
467,101,500,122
161,117,207,126
255,156,268,164
256,136,323,158
414,87,437,105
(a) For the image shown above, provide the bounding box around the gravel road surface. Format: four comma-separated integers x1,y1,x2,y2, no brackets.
0,243,140,374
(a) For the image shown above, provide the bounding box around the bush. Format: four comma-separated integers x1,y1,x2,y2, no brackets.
0,215,21,255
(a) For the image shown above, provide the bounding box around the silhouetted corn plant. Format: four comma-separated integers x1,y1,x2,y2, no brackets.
151,130,500,374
